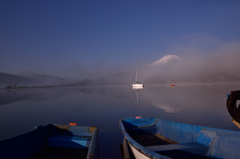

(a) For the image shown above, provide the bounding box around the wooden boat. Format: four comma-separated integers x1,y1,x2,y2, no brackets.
0,124,98,159
120,117,240,159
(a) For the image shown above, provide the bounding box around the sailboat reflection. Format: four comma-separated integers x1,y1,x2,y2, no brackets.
132,87,143,103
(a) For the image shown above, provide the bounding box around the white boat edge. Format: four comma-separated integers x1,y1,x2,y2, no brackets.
129,144,150,159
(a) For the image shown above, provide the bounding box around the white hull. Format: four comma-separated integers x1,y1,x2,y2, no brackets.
132,83,144,88
129,144,150,159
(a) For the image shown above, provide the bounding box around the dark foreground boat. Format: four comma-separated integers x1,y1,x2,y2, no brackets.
120,118,240,159
0,124,98,159
227,90,240,128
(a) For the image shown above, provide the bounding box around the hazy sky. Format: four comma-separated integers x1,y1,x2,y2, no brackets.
1,0,240,79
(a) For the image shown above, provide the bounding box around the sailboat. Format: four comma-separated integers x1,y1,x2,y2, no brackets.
132,70,144,89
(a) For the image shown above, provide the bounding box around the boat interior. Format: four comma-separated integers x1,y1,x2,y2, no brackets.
122,118,231,159
0,124,98,159
29,125,96,159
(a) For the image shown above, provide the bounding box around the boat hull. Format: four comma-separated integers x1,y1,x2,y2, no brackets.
129,143,151,159
132,83,144,89
120,117,240,159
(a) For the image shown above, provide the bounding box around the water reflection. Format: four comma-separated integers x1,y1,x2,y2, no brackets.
152,103,181,113
0,84,240,158
132,87,143,103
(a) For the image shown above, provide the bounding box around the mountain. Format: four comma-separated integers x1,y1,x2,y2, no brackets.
0,72,70,87
144,53,240,84
27,74,70,86
60,79,93,87
150,55,181,66
0,72,32,86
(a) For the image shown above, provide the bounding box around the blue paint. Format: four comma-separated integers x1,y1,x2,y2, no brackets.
122,118,156,128
48,135,91,149
121,117,240,159
226,93,230,98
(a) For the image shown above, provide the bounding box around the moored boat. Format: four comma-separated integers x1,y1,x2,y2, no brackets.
0,124,98,159
132,70,144,89
120,117,240,159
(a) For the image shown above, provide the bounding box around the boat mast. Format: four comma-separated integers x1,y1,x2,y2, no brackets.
136,70,137,82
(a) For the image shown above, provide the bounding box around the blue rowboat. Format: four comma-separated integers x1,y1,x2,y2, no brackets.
0,124,98,159
120,118,240,159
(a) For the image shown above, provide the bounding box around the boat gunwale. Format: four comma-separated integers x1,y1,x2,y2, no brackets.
120,118,170,159
86,126,98,159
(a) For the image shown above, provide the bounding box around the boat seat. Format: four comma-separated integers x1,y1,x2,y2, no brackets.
146,142,208,156
48,135,91,149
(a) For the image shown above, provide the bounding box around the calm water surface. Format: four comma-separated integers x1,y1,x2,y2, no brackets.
0,83,240,158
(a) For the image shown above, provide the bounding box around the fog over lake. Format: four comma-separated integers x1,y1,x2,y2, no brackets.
0,83,239,158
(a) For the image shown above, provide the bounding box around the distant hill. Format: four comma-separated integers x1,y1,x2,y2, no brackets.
0,72,96,88
0,72,32,86
0,72,70,87
60,79,93,87
27,74,70,86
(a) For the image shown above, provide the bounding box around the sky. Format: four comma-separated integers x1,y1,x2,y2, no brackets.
0,0,240,80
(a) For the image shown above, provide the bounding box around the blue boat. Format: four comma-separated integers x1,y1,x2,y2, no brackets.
0,124,98,159
120,118,240,159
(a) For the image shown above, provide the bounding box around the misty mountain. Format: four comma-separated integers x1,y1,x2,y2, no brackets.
87,54,240,85
0,72,70,87
91,71,134,86
88,55,182,85
144,53,240,84
27,74,70,86
60,79,93,87
150,55,181,66
1,53,239,87
0,72,33,86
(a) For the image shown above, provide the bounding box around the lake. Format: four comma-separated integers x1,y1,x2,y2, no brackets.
0,83,239,158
